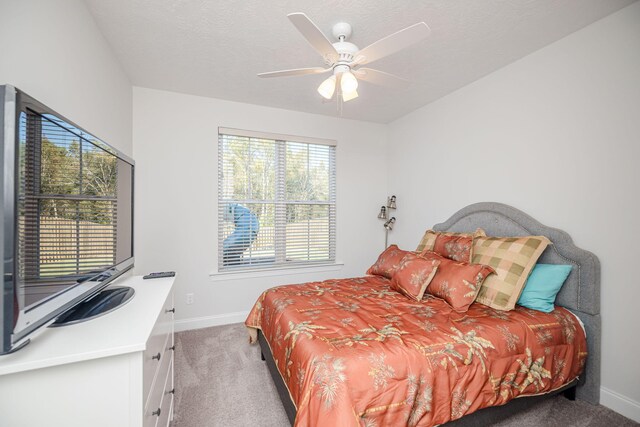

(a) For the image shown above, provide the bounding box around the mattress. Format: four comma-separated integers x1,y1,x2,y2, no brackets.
246,275,587,427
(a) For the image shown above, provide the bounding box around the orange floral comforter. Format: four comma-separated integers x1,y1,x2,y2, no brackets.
245,275,587,427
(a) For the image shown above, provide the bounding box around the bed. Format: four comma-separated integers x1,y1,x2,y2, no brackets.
246,202,601,426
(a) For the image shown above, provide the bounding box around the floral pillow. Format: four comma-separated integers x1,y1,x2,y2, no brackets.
420,250,495,312
416,228,486,262
367,245,413,279
390,253,440,301
433,234,473,262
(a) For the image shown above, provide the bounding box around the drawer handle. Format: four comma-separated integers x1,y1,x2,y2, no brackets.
152,352,161,361
152,408,161,417
165,308,175,314
167,388,175,395
169,345,175,351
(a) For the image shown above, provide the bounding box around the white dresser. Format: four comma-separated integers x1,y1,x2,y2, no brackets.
0,275,175,427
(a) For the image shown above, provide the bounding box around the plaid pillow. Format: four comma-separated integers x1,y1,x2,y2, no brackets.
472,236,551,310
416,228,486,261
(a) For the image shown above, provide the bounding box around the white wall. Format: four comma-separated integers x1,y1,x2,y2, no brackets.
0,0,132,155
4,0,636,419
133,87,388,328
388,3,640,420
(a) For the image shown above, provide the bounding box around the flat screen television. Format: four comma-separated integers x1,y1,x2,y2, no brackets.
1,85,134,354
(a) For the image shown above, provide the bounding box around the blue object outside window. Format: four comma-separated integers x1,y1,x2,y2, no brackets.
222,204,259,266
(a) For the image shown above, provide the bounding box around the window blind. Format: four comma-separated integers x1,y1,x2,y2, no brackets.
218,130,336,270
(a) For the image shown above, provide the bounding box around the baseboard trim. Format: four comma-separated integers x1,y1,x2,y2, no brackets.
174,311,249,332
601,386,640,422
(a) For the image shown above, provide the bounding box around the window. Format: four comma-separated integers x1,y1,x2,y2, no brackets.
218,128,336,271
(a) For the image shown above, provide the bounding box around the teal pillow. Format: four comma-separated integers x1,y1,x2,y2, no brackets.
517,264,573,313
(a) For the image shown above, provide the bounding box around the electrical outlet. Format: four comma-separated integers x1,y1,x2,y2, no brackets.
186,293,194,305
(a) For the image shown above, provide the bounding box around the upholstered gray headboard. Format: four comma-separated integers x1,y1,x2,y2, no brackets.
433,202,601,404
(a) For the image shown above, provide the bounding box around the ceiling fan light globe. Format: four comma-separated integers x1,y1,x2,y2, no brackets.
317,75,336,99
342,89,358,102
340,71,358,93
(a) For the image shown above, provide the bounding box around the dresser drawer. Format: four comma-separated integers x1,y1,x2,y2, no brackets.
156,394,173,427
145,341,173,412
144,354,174,427
142,292,175,403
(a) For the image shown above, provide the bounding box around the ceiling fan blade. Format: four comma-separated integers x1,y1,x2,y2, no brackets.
354,22,430,66
258,67,331,78
353,68,411,89
288,13,338,64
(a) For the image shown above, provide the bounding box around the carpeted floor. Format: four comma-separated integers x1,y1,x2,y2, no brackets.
171,323,638,427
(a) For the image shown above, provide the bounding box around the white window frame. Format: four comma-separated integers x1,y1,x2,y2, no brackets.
216,127,337,273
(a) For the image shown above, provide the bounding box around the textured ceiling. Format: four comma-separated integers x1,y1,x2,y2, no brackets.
84,0,636,123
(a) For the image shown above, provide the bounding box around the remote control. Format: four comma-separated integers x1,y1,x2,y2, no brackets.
143,271,176,279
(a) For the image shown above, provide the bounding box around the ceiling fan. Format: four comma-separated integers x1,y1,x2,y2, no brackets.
258,13,431,103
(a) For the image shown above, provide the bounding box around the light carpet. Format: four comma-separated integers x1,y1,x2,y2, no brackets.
171,323,637,427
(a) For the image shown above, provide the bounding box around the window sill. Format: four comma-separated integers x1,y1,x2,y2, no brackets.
209,262,344,282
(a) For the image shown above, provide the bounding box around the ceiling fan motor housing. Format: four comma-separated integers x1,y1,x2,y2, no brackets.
332,41,359,62
330,22,359,64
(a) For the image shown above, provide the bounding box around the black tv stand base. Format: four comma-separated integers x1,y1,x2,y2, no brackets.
51,286,135,327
